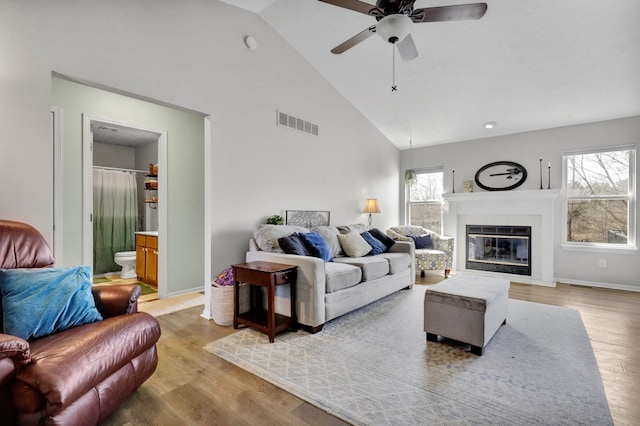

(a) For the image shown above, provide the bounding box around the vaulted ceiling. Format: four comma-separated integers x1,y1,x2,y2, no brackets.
225,0,640,149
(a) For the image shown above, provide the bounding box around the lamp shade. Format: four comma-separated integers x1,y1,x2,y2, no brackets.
375,14,412,44
363,198,381,214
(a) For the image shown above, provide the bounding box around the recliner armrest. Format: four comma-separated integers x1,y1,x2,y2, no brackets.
92,284,142,318
0,334,30,366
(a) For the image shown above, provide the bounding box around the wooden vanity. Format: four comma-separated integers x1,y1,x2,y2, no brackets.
136,232,158,286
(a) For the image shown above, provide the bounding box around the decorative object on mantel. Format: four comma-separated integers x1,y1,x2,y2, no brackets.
285,210,330,227
547,162,551,190
266,214,284,225
362,198,381,230
539,158,544,189
475,161,527,191
464,180,474,192
452,169,455,193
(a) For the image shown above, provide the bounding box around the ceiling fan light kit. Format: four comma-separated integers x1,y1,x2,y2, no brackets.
376,14,412,44
320,0,487,66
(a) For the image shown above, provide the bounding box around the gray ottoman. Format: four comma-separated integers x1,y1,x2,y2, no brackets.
424,274,509,355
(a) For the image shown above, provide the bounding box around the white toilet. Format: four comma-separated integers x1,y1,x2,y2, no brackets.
114,251,137,279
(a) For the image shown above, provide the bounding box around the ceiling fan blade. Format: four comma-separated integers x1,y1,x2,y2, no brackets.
396,33,418,61
331,26,376,54
413,3,488,23
318,0,374,15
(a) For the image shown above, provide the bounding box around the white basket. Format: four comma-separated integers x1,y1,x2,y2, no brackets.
211,283,249,326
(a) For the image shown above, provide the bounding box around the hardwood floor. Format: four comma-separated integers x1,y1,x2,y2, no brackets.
103,274,640,425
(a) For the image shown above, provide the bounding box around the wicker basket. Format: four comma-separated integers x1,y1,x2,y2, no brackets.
211,283,249,326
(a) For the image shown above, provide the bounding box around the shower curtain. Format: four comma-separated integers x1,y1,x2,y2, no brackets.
93,168,138,275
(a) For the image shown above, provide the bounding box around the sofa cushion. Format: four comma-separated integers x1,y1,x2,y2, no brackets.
333,256,389,281
411,234,433,249
0,266,103,341
369,228,396,249
299,232,333,262
278,233,310,256
360,231,387,255
325,262,362,293
337,232,372,257
254,224,310,252
377,252,412,274
311,226,344,257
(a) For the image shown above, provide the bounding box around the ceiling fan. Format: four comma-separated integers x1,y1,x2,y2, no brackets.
320,0,488,61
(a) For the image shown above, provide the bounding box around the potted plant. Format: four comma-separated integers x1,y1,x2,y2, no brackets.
266,214,284,225
405,169,417,186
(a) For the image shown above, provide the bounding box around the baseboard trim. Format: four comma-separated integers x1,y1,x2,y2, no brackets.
555,277,640,293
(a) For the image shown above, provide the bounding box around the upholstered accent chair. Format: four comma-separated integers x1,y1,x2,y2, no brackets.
387,225,454,278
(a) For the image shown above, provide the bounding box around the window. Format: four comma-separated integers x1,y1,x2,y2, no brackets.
563,147,635,249
407,169,444,232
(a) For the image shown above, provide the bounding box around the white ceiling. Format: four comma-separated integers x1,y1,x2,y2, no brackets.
226,0,640,149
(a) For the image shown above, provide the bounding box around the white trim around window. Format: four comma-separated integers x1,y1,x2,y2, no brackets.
561,145,636,253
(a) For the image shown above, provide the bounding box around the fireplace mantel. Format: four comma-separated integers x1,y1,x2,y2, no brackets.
443,189,561,203
443,189,561,286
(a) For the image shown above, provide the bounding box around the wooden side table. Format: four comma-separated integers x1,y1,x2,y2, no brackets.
231,261,297,343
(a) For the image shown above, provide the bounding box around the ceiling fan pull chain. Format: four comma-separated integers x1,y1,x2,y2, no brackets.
391,45,397,92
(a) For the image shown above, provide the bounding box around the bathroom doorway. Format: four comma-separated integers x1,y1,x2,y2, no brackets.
82,115,168,298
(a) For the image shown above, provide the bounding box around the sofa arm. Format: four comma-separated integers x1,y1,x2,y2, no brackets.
92,284,142,318
388,241,416,283
433,235,454,265
245,251,327,328
0,334,30,366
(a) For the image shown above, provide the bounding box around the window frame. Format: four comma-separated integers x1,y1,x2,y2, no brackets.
406,167,444,234
561,145,636,253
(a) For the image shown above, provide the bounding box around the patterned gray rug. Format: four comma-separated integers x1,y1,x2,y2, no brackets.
204,286,612,425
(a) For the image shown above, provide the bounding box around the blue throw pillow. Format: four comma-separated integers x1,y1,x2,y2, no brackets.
278,233,311,256
299,232,333,262
369,228,396,249
0,266,103,341
411,234,433,249
360,231,387,255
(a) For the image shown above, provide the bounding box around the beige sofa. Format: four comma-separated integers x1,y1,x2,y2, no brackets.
245,224,415,332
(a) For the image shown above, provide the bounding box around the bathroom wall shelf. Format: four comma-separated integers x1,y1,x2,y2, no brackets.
144,173,158,207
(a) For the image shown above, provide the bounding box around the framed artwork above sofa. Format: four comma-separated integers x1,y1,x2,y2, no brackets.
286,210,330,228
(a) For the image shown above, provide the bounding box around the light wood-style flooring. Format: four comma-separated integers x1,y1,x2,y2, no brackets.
103,275,640,425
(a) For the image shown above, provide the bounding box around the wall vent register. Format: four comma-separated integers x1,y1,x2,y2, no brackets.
277,110,318,136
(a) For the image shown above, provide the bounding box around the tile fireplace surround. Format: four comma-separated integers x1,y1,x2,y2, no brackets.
443,189,561,286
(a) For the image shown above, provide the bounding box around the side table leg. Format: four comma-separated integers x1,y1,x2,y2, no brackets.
267,281,275,343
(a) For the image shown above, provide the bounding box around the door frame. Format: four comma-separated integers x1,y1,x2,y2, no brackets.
82,114,168,297
51,105,64,265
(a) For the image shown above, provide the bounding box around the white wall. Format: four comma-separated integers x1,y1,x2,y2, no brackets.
401,116,640,290
0,1,400,290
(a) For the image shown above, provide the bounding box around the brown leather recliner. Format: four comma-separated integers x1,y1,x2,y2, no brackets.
0,220,161,425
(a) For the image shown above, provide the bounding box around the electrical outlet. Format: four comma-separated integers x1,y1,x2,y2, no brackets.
598,259,606,268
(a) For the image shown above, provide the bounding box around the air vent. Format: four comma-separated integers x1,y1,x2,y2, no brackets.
277,110,318,136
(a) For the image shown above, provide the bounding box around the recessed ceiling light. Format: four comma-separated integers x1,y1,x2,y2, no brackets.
484,121,496,129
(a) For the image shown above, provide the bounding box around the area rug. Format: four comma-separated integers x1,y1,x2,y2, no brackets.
204,286,612,425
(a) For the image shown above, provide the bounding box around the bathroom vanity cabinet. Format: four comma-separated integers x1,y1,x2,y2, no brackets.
136,233,158,286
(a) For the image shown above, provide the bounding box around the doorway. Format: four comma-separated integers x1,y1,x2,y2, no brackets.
82,115,168,297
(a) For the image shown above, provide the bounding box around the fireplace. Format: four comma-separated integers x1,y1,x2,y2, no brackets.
466,225,531,276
